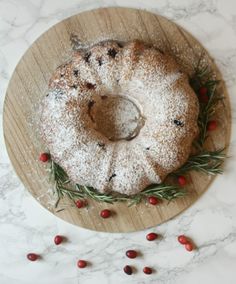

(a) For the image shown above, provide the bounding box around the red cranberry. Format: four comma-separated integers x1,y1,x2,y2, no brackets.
27,253,38,261
148,196,159,205
143,266,152,274
39,153,50,162
207,120,217,131
75,199,85,208
185,242,194,251
178,235,188,245
178,175,187,186
123,265,132,275
146,232,158,241
126,250,137,259
77,260,87,268
100,209,111,218
54,235,63,245
199,86,208,96
198,87,209,103
199,93,209,103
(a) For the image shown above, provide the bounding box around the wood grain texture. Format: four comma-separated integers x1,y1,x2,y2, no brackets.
3,8,231,232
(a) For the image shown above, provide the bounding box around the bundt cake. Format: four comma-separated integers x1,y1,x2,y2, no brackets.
40,40,199,195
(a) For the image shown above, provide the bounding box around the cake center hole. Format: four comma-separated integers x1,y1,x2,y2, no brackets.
90,95,144,141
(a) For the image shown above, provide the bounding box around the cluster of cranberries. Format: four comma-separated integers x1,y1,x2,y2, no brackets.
123,232,195,276
124,251,152,275
27,232,195,275
27,235,88,268
123,232,158,276
177,235,194,251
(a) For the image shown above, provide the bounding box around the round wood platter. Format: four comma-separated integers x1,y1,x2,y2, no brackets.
3,8,231,232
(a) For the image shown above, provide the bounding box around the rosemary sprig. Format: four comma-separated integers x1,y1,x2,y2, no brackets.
76,184,117,204
79,184,186,206
50,160,185,206
190,65,222,147
78,182,186,206
50,160,83,207
174,149,225,176
137,184,186,202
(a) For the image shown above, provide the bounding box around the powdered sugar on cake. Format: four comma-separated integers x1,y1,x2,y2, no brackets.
40,40,199,195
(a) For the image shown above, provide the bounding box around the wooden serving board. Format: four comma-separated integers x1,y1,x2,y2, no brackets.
3,8,231,232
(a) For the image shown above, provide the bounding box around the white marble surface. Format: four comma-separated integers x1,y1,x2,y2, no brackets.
0,0,236,283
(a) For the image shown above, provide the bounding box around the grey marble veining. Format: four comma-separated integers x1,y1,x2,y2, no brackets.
0,0,236,283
